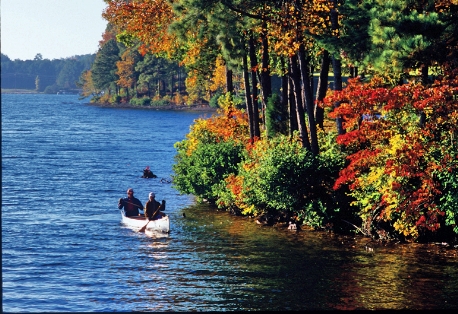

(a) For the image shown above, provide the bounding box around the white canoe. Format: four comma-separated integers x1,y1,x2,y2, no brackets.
120,211,170,233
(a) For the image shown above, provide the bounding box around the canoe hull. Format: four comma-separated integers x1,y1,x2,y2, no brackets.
121,212,170,233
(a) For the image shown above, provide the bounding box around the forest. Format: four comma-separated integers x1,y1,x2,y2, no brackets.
89,0,458,243
1,53,95,94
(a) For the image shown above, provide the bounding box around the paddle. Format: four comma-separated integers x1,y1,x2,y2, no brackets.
119,199,142,208
138,204,162,233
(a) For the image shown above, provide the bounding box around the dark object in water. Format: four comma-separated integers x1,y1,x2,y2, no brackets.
142,166,157,178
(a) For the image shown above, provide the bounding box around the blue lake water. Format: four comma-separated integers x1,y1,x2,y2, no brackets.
2,94,458,311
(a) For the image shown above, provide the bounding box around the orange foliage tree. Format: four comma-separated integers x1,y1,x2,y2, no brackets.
116,49,140,100
103,0,178,57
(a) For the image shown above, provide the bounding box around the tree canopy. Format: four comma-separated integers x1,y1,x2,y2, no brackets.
89,0,458,242
1,53,95,93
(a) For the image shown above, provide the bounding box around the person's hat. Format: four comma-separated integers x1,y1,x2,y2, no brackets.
149,192,155,198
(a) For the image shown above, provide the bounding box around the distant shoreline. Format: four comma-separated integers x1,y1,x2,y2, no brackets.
1,89,41,94
1,89,218,112
88,102,218,112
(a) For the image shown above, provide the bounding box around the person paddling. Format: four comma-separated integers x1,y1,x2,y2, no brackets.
118,188,143,217
144,192,165,220
141,166,157,178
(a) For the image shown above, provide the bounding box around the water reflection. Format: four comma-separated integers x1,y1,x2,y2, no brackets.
324,241,456,309
136,203,458,310
110,203,458,310
144,230,170,240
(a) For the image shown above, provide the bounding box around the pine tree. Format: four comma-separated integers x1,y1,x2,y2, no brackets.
367,0,450,80
91,39,121,93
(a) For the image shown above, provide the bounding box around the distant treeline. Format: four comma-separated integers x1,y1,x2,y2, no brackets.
1,53,95,93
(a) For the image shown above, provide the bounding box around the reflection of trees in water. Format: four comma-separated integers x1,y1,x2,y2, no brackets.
326,240,457,309
126,203,458,310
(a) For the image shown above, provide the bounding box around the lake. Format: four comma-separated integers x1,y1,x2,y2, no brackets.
2,94,458,311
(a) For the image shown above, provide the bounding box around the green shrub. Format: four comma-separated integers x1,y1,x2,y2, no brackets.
130,96,151,106
209,92,223,108
150,99,170,107
216,131,352,229
238,134,319,213
172,139,244,203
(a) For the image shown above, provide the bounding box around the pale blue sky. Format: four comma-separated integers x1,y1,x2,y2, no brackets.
1,0,108,60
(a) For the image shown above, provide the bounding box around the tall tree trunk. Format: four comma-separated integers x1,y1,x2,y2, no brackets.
178,66,182,93
171,75,175,96
288,64,298,136
315,50,330,129
281,60,289,135
309,65,314,98
330,0,345,135
226,66,233,94
332,56,345,135
243,51,255,140
298,44,319,155
350,66,358,78
249,34,261,138
288,79,298,136
290,54,311,151
260,19,272,133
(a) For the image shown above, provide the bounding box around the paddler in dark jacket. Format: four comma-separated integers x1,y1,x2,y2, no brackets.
144,192,165,220
118,188,143,217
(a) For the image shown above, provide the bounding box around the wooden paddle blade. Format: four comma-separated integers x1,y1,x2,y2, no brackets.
138,221,150,233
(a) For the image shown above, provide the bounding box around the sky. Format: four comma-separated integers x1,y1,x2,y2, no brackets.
1,0,108,60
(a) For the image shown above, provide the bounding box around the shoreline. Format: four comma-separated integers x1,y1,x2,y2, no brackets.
87,101,218,112
1,89,41,94
2,90,218,112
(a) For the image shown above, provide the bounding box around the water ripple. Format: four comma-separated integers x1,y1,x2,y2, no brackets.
2,94,458,311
